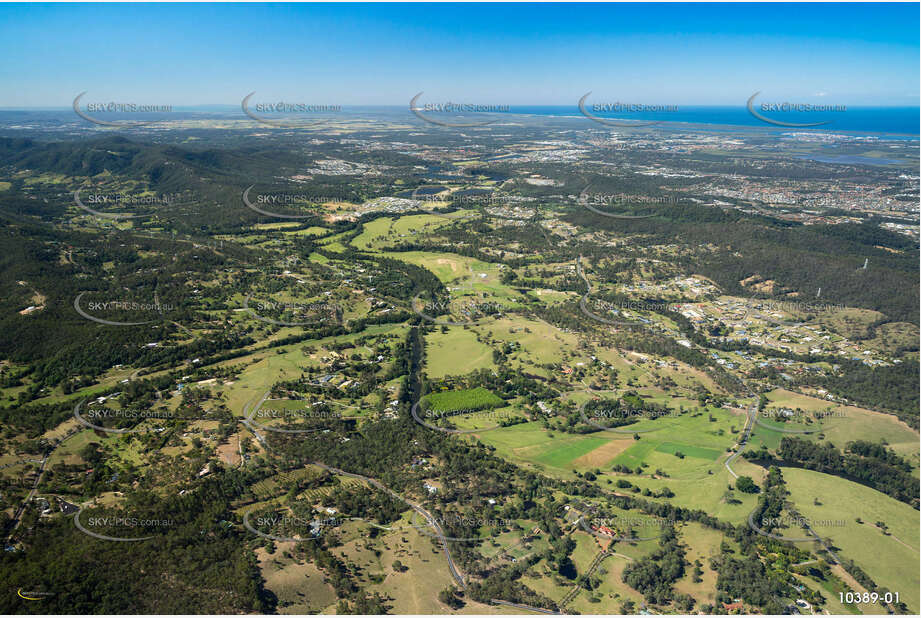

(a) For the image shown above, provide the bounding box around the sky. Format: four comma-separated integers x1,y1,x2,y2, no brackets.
0,2,918,108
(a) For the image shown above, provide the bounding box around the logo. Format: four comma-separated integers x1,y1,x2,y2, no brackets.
581,515,675,542
579,190,670,220
410,399,509,435
578,92,673,127
410,92,509,128
17,589,54,601
243,295,340,327
73,400,205,434
578,399,678,434
754,406,846,435
241,92,340,128
73,92,171,127
747,91,844,128
243,510,343,542
746,510,844,543
408,509,514,542
411,294,502,326
72,507,171,542
241,185,320,219
73,189,160,220
244,390,350,435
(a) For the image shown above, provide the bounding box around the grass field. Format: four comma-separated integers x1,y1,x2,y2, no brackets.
424,327,496,378
350,511,519,614
425,387,504,412
478,422,591,475
535,436,613,468
749,389,919,463
211,322,406,419
351,215,459,251
481,404,742,485
481,317,578,368
255,545,338,614
783,467,920,613
653,442,723,461
672,522,723,608
383,251,500,286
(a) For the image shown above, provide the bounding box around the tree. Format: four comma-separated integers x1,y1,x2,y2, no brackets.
438,587,464,609
735,476,760,494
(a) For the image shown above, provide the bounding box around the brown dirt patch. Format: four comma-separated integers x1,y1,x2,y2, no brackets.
572,439,634,467
217,436,241,466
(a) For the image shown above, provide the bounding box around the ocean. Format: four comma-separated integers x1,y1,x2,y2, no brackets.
508,105,920,137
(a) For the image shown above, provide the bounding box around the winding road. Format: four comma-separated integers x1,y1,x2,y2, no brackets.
724,401,758,479
312,463,466,590
240,417,466,589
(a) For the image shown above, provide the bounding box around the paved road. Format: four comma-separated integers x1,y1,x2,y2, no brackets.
800,518,842,564
491,599,563,615
724,400,758,479
5,451,51,542
313,463,466,590
5,430,79,543
241,417,467,589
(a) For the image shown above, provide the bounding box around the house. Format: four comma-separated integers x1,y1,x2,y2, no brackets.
596,524,617,537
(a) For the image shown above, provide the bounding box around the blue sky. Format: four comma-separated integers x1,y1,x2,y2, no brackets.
0,3,917,107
